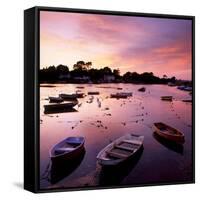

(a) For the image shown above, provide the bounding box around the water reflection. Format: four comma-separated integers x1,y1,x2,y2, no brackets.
50,148,85,184
98,147,144,186
40,84,192,189
44,107,77,115
153,133,184,155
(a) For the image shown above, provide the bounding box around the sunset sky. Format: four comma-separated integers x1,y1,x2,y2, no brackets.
40,11,192,80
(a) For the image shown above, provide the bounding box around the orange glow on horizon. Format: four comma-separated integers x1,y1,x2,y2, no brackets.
40,11,192,80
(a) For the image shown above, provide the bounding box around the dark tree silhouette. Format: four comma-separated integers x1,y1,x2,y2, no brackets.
40,61,179,84
57,64,69,73
113,69,120,77
102,67,112,75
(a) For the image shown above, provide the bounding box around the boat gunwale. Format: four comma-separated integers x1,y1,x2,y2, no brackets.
50,137,85,159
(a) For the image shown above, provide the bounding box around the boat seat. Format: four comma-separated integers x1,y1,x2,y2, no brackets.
106,150,128,159
114,144,134,152
123,139,141,145
55,147,74,154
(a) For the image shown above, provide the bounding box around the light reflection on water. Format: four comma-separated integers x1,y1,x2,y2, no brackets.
40,84,192,189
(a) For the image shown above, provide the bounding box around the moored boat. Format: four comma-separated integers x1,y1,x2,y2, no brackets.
167,82,176,87
97,134,144,166
49,96,64,103
120,92,133,97
177,85,192,91
177,85,185,90
44,101,78,112
153,122,185,144
183,86,192,91
161,96,173,101
50,137,85,164
59,93,84,100
111,93,127,98
138,87,146,92
88,91,100,95
182,99,192,103
75,92,85,98
110,92,132,99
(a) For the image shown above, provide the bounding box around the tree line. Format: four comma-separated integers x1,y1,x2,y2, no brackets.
39,61,176,84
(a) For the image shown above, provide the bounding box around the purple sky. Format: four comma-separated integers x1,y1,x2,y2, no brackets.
40,11,192,80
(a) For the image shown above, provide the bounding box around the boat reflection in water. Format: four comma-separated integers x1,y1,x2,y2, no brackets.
50,148,85,184
153,133,184,155
98,147,143,186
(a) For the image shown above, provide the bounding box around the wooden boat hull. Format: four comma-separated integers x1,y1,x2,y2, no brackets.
161,96,173,101
153,122,185,144
88,92,100,95
59,93,84,100
50,137,85,165
49,97,64,103
182,99,192,103
110,94,127,99
111,92,132,98
138,87,146,92
97,134,144,166
44,102,77,112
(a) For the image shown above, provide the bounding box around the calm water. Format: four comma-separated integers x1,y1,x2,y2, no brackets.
40,83,193,189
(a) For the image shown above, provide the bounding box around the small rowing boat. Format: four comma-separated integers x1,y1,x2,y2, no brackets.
161,96,173,101
97,134,144,166
110,93,127,98
44,101,78,112
49,96,64,103
138,87,146,92
182,99,192,103
59,93,84,100
153,122,185,144
88,91,100,95
110,92,132,99
50,137,85,164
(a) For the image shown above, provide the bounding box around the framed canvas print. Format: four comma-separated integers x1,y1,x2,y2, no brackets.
24,6,195,193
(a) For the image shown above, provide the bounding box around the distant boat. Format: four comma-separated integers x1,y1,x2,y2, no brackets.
177,85,192,91
182,99,192,103
120,92,133,97
111,93,127,98
183,86,192,91
111,92,132,99
50,137,85,164
49,96,64,103
88,91,100,95
177,85,185,90
167,82,176,87
153,122,185,144
138,87,146,92
44,101,78,112
75,92,85,98
161,96,173,101
117,87,123,90
97,134,144,166
59,93,84,100
76,86,85,89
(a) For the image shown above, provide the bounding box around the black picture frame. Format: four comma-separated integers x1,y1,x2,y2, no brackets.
24,6,195,193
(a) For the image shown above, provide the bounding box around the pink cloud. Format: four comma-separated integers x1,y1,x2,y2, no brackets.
40,11,192,80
